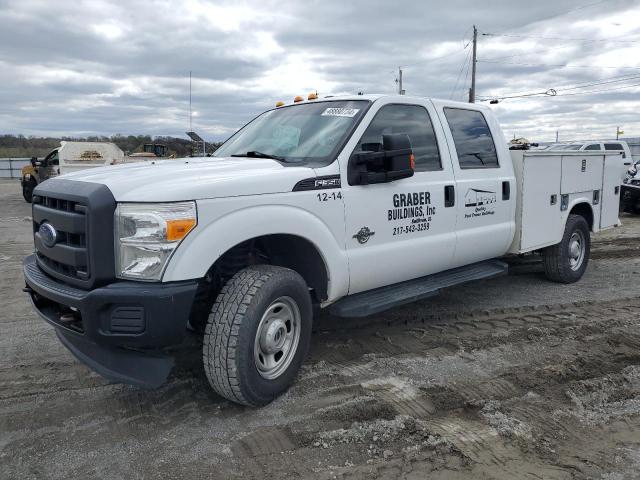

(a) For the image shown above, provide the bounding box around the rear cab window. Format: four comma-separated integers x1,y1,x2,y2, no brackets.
443,108,499,169
585,144,602,151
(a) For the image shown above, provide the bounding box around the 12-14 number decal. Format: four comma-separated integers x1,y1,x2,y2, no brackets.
317,191,342,202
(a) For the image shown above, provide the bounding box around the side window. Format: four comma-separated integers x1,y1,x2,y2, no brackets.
45,151,59,166
443,108,499,169
354,104,442,172
585,144,601,150
605,143,626,158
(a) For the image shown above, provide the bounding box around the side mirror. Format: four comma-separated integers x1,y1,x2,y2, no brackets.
348,133,414,185
30,157,37,167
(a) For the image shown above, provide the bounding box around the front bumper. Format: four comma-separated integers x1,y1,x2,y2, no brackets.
23,254,199,387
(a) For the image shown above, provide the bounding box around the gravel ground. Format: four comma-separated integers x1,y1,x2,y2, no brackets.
1,179,640,479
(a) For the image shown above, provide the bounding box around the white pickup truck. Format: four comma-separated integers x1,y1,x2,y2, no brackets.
23,94,621,406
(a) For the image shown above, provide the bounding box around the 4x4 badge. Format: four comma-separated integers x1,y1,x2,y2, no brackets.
353,226,375,244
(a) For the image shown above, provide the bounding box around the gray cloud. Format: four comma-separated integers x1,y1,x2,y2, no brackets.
1,0,639,142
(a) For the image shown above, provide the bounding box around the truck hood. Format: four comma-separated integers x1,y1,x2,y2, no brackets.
57,157,315,202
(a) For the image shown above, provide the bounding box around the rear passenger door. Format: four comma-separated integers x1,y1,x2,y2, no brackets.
341,99,457,294
434,104,515,267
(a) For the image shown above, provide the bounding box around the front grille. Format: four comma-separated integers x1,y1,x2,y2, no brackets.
33,195,89,282
31,178,116,289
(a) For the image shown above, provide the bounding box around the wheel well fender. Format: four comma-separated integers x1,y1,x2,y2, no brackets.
568,201,594,231
162,204,349,302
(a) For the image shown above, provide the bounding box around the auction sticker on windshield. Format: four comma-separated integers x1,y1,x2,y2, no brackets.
321,107,360,117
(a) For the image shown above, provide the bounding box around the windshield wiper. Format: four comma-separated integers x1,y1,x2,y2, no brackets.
231,151,287,161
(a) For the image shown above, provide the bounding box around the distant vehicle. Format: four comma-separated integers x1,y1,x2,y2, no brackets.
20,142,124,202
544,141,632,179
126,143,171,159
621,159,640,214
508,137,539,150
20,142,172,202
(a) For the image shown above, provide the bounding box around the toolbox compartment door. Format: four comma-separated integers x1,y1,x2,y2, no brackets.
560,154,604,194
516,154,563,251
600,153,622,229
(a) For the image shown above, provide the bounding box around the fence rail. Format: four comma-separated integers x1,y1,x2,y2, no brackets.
0,158,30,179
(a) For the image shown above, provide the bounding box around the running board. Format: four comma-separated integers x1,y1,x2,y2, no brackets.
330,260,508,318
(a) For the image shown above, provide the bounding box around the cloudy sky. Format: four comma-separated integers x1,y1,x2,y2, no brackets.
1,0,639,142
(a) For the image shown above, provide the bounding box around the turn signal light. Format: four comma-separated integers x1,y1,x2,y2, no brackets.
275,101,285,107
308,92,318,100
166,218,196,241
409,153,415,170
293,95,304,103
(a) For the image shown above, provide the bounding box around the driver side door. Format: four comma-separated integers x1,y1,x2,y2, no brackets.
340,99,458,295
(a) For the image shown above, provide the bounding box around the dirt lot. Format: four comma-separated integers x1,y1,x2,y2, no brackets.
2,179,640,479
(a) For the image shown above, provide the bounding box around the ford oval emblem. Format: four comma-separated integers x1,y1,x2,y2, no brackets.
39,222,58,248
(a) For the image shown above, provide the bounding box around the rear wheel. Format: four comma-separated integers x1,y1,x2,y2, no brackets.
542,214,590,283
203,265,312,406
22,179,36,203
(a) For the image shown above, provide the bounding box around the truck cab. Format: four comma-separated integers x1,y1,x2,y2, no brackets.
21,148,60,202
23,94,620,406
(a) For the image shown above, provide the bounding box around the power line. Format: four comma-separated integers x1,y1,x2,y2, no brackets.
489,0,613,36
481,79,640,102
480,41,636,62
555,81,640,96
478,73,640,99
450,46,473,99
481,32,640,43
478,59,640,70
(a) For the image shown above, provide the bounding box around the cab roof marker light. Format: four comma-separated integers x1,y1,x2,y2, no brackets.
293,96,304,103
275,101,285,107
308,92,318,100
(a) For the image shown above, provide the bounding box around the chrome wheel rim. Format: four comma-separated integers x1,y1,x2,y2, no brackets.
568,230,586,271
254,296,301,380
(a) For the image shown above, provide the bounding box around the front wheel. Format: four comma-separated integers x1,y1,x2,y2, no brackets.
203,265,312,406
542,214,590,283
22,179,36,203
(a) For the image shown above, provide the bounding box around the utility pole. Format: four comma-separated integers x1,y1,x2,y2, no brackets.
468,25,478,103
556,130,559,142
616,126,624,140
189,71,192,133
398,67,405,95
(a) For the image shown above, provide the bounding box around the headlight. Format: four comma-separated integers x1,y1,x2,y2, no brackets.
115,202,197,280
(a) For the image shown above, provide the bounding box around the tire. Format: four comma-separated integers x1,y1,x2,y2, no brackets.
203,265,312,406
22,179,36,203
542,214,590,283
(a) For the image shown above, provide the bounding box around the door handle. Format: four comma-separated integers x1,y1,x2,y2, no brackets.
444,185,455,207
502,181,510,201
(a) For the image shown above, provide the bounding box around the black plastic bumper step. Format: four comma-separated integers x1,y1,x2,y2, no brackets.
330,260,508,318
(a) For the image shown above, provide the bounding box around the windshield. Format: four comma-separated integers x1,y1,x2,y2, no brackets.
214,100,369,166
